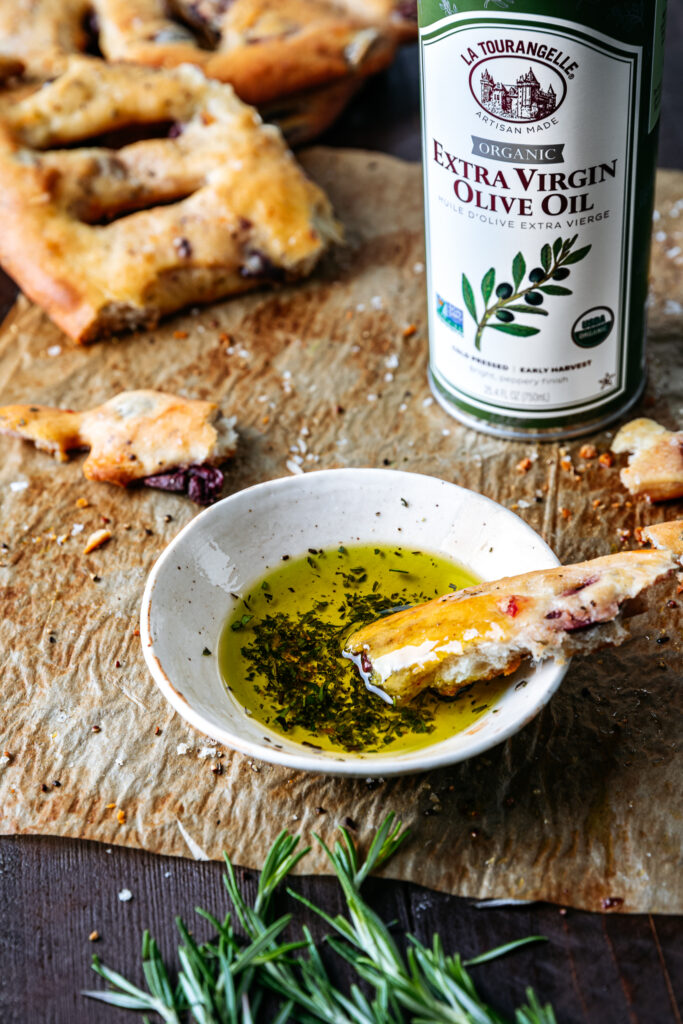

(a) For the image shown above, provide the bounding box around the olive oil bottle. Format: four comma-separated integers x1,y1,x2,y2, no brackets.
418,0,667,439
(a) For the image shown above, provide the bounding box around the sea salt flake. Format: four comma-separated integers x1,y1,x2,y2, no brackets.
384,372,394,383
385,354,399,370
177,742,190,755
422,397,434,408
442,429,451,436
286,459,304,476
70,523,84,536
367,393,378,402
9,481,28,492
47,345,62,357
666,246,681,259
398,403,408,412
654,231,667,242
370,295,383,310
118,889,133,902
198,746,218,758
413,261,425,273
664,299,682,316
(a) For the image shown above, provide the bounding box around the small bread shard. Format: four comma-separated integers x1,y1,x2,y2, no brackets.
611,418,683,502
0,390,237,504
344,526,683,704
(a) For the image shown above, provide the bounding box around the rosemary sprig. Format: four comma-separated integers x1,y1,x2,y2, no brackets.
463,235,592,349
84,814,556,1024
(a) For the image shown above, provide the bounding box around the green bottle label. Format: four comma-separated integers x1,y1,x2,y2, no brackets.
419,6,653,435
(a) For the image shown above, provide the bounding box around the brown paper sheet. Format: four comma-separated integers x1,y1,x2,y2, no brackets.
0,150,681,913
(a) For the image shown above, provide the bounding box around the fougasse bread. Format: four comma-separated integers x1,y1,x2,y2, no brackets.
0,390,238,504
344,521,683,704
611,418,683,502
0,58,341,343
0,0,411,101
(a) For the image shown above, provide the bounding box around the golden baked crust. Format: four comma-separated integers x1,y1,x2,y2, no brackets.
0,389,238,493
612,418,683,502
0,0,407,104
345,530,683,702
0,58,340,343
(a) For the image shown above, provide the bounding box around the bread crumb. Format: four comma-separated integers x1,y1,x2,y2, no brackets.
598,452,614,468
75,497,89,509
579,444,597,459
173,330,189,339
516,457,532,474
560,507,571,519
402,324,417,337
83,528,112,554
89,930,100,942
117,808,126,825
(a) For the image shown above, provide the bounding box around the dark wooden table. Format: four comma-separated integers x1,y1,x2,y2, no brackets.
1,15,682,1022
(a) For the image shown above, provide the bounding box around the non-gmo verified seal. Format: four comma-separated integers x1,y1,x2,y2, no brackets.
436,294,464,334
571,306,615,348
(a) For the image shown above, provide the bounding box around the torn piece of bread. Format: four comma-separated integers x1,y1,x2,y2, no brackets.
0,58,341,343
611,418,683,502
344,523,683,704
0,390,237,504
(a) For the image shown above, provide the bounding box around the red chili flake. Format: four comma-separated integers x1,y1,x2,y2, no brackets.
504,597,519,617
91,725,101,733
667,600,678,609
601,896,624,910
154,726,162,736
115,660,121,668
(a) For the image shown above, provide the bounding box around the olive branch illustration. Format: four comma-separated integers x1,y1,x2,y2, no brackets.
462,235,592,350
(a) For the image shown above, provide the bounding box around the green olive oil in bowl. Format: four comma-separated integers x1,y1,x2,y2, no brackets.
218,544,511,755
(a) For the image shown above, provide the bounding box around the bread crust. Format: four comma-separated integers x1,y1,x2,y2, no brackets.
0,0,408,103
612,417,683,502
345,535,683,702
0,389,238,488
0,59,340,343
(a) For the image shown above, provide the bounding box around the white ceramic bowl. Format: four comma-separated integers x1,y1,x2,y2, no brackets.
140,469,567,776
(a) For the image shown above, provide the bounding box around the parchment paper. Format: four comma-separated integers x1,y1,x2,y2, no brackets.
0,150,681,913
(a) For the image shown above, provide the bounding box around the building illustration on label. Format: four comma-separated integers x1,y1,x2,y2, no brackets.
479,65,557,121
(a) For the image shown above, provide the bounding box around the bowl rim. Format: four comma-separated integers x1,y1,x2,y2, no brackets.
140,468,568,776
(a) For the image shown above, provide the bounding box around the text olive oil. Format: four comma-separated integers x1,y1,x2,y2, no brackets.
218,544,511,755
418,0,667,439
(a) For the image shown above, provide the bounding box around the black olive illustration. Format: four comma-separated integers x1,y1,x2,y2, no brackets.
552,268,570,280
528,267,545,283
496,309,515,323
525,292,544,306
496,282,513,299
